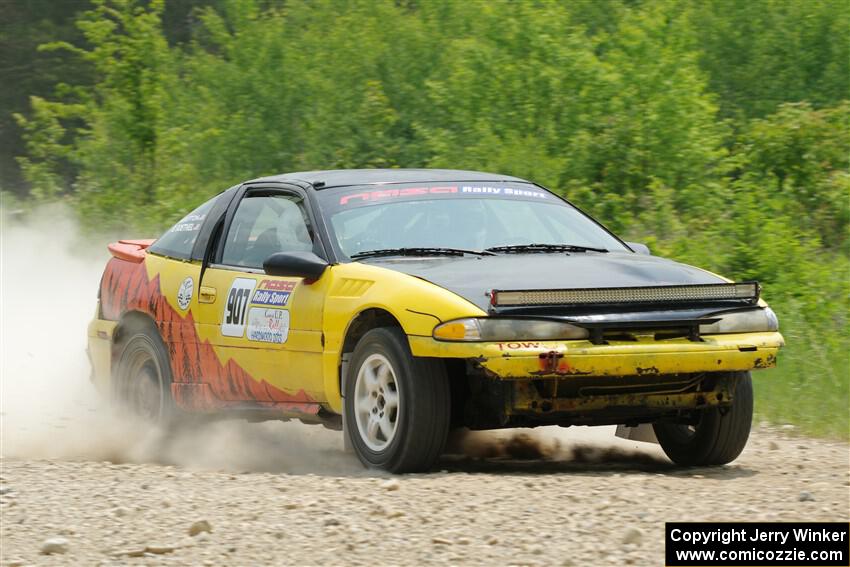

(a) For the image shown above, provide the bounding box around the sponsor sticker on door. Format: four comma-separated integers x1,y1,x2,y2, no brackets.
247,308,289,344
252,289,291,307
177,277,194,311
251,279,295,307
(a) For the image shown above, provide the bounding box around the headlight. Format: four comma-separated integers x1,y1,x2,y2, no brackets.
433,318,589,342
699,307,779,334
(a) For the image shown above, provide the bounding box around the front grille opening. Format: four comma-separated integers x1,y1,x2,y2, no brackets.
532,373,707,399
601,332,639,342
653,328,692,341
592,327,695,344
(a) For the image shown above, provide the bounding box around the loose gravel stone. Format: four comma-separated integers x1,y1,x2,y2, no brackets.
146,544,177,554
622,527,644,545
40,537,69,555
381,479,400,491
188,520,212,536
113,548,147,557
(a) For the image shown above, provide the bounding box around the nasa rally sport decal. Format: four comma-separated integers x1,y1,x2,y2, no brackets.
176,277,194,311
222,278,257,337
247,308,289,344
251,279,295,307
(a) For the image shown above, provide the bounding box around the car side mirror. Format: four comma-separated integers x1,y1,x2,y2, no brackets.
626,242,651,255
263,251,329,282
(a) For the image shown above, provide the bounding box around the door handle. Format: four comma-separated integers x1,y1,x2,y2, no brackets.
199,286,217,304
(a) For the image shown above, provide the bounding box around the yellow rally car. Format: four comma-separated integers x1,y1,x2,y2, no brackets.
88,169,784,472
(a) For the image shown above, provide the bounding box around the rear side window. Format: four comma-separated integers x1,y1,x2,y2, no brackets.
149,197,217,260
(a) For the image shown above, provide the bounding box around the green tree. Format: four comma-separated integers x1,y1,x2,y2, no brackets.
688,0,850,118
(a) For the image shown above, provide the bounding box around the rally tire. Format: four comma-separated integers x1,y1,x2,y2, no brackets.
114,320,175,424
653,372,753,466
344,327,451,473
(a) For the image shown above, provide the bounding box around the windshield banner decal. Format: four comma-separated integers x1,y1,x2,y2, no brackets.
337,183,550,206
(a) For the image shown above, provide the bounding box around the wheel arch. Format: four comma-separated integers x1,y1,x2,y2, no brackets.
334,306,469,430
111,310,165,395
110,309,175,421
113,310,159,348
338,307,405,397
322,262,484,413
341,308,403,351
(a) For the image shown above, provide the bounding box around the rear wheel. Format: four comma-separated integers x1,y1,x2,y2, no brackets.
344,328,450,473
115,321,174,424
653,372,753,466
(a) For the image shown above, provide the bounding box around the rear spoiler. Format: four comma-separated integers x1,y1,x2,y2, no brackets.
107,239,156,263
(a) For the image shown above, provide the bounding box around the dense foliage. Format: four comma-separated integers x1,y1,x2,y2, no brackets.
7,0,850,437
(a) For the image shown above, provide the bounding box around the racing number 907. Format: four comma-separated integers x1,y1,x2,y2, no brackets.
226,286,251,326
221,278,257,337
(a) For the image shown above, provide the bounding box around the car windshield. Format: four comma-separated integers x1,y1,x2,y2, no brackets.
317,182,628,259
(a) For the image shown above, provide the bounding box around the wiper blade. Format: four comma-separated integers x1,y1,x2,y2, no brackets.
485,243,609,254
350,247,496,260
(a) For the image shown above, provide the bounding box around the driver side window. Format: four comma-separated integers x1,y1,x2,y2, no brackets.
221,193,314,269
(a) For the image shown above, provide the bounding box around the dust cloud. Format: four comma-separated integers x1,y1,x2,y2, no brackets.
0,204,662,475
446,427,667,469
0,205,358,475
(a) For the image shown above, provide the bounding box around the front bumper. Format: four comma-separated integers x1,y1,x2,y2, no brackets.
408,331,784,378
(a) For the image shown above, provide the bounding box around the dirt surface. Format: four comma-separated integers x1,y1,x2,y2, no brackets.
1,425,848,567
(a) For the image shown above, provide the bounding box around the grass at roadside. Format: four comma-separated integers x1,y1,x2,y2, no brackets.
752,316,849,441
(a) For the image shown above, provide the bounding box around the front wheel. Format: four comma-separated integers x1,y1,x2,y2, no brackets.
653,371,753,466
344,327,450,473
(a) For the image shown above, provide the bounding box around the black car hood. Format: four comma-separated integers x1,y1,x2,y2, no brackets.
365,252,726,312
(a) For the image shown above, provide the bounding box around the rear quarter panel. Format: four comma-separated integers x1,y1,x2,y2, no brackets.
99,254,318,411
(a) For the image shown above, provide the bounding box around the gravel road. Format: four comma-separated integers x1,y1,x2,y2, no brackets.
2,424,848,567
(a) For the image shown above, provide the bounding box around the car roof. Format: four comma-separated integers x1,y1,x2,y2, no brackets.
250,168,533,190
